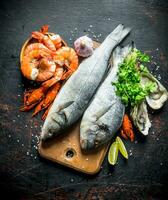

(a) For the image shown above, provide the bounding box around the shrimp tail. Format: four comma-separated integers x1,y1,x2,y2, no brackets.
42,67,64,88
61,70,73,80
40,25,49,34
20,102,38,112
32,82,61,116
42,103,53,120
32,31,43,41
32,100,45,116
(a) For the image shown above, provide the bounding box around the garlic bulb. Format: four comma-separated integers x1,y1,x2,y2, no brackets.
74,36,94,57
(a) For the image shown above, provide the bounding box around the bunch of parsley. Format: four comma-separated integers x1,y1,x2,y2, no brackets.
113,49,156,107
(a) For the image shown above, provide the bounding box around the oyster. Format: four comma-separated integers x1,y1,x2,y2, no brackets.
130,101,151,135
141,72,168,110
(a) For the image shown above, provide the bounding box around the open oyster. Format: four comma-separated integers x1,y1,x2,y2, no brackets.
130,101,151,135
141,72,168,110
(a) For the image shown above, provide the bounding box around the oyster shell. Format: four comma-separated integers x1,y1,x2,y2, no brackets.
141,72,168,110
130,101,151,135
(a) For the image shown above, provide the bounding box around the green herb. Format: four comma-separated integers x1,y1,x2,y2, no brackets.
136,50,150,62
112,48,156,107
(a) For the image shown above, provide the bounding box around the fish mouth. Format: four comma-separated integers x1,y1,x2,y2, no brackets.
41,120,61,142
41,132,53,142
80,122,111,150
80,130,107,150
41,112,66,141
80,137,96,150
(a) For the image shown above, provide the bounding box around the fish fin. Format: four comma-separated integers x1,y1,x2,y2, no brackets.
108,24,131,44
57,101,74,112
100,63,112,82
91,54,112,85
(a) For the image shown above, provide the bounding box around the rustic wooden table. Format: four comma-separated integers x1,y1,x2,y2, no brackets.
0,0,168,199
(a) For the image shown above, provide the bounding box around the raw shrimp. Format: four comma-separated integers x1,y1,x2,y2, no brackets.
21,50,56,81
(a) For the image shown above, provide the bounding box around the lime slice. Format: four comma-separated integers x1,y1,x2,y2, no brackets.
108,141,118,165
116,136,128,159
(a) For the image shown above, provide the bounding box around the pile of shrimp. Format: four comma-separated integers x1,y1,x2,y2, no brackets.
20,25,79,120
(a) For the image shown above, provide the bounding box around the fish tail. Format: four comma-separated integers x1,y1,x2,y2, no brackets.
112,44,133,67
107,24,131,44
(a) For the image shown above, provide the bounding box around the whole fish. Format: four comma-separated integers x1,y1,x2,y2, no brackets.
80,45,132,150
41,24,130,141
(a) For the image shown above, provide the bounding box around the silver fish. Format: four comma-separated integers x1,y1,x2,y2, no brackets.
80,45,132,150
41,24,130,141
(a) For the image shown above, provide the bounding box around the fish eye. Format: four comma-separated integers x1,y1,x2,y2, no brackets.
98,123,108,131
94,139,100,147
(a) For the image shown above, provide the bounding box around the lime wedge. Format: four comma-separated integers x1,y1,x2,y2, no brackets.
108,141,118,165
116,136,128,159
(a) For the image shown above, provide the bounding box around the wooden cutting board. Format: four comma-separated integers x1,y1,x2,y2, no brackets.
39,121,109,175
20,35,110,175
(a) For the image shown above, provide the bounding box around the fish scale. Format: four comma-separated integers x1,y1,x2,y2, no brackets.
41,24,131,141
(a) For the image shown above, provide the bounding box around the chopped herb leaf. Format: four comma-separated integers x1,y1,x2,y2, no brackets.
112,48,156,107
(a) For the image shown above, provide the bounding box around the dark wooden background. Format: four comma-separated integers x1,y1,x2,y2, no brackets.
0,0,168,199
